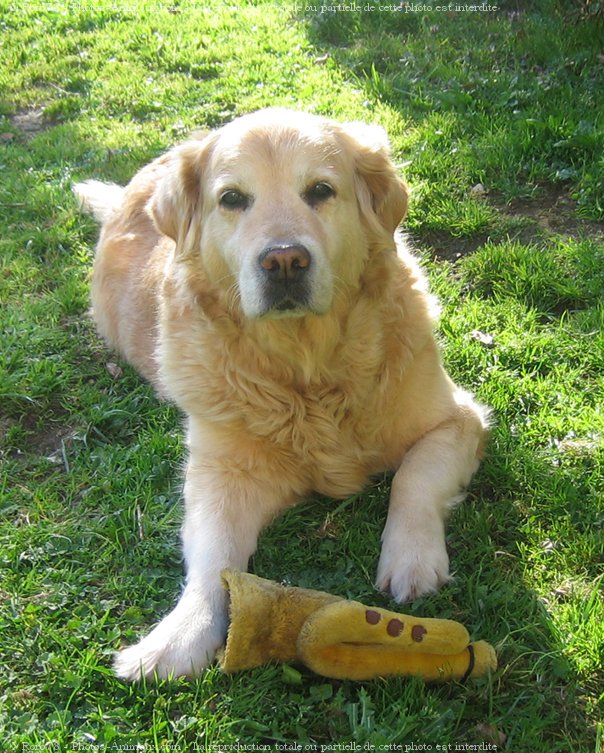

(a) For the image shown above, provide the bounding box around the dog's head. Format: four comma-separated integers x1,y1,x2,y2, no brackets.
150,108,407,319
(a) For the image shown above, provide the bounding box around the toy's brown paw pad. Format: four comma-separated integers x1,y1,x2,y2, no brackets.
387,618,404,637
411,625,427,642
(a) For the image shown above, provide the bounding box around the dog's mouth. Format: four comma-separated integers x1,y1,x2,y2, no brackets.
275,296,305,312
261,294,312,319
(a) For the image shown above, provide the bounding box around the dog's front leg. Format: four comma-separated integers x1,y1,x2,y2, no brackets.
114,431,292,682
376,397,488,603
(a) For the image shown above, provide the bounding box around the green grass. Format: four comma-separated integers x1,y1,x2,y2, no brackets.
1,0,603,750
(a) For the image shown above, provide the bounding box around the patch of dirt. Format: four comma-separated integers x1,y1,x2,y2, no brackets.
501,185,604,242
30,424,78,459
9,107,48,139
1,410,78,464
419,231,490,262
418,186,604,262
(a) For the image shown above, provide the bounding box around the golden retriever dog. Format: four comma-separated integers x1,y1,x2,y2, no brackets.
74,108,489,681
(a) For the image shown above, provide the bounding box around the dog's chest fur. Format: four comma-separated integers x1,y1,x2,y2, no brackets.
158,266,432,497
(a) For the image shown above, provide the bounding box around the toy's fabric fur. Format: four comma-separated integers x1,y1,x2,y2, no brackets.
74,109,489,681
220,569,497,681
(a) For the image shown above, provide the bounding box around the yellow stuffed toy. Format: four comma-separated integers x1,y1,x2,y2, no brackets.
218,570,496,682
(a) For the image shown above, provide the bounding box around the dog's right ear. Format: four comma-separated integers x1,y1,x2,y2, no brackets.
149,132,215,260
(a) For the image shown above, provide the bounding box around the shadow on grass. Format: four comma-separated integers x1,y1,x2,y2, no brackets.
300,1,604,218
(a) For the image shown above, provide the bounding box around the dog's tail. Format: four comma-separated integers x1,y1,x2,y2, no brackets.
73,180,125,224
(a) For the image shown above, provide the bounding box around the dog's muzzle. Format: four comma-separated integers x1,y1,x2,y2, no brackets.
258,244,312,314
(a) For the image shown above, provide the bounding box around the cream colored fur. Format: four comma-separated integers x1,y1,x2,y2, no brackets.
74,108,489,681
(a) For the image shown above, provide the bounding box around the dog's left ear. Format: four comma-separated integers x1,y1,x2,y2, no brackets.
340,122,408,235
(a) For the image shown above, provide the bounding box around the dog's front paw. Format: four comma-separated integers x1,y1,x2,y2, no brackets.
375,530,450,603
114,588,228,681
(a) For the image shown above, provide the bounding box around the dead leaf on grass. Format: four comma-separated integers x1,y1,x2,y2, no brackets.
470,182,487,196
476,723,507,748
106,362,123,379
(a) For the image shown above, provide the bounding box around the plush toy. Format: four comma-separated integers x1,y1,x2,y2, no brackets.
218,570,497,682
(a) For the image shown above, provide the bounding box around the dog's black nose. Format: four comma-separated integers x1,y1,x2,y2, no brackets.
259,244,311,281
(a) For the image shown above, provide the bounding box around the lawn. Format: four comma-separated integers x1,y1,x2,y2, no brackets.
0,0,603,750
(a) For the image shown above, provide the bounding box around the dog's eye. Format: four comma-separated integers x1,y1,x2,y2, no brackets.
219,189,250,211
305,181,335,207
